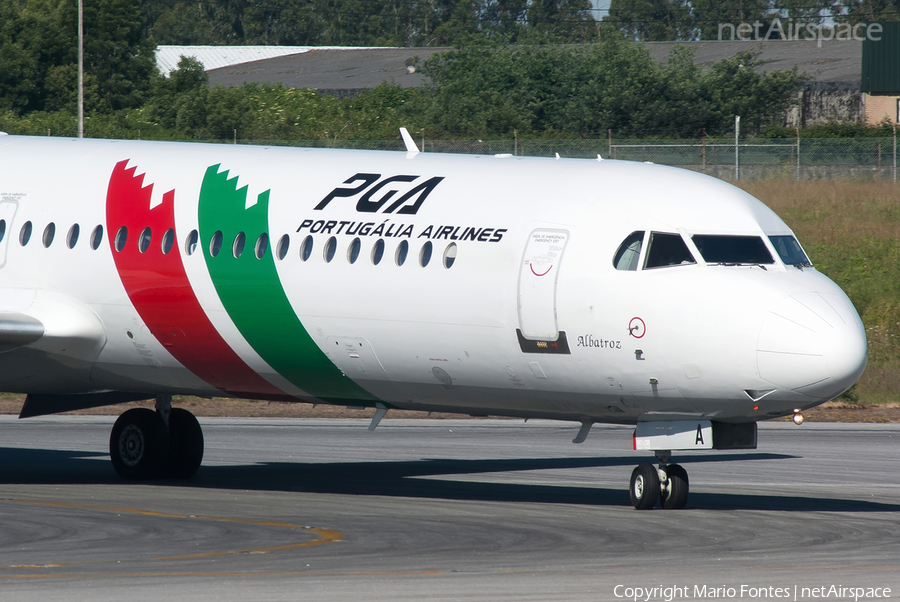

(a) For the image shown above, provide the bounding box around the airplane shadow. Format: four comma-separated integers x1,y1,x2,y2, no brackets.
0,447,896,513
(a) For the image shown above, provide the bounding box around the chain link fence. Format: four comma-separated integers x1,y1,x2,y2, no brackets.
232,136,899,182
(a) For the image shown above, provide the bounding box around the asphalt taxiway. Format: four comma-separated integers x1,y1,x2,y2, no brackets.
0,416,898,601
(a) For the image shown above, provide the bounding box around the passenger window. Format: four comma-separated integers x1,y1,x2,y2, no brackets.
233,232,246,258
42,223,56,248
692,235,773,264
300,235,313,261
613,231,644,271
0,219,6,244
19,221,32,246
323,236,336,263
348,237,361,264
395,240,409,266
255,233,268,259
90,225,103,250
443,243,457,269
161,228,175,255
209,231,223,257
372,239,385,265
185,230,199,256
67,224,80,249
138,227,152,253
276,234,290,260
114,226,128,252
420,241,433,267
644,233,695,269
768,235,811,266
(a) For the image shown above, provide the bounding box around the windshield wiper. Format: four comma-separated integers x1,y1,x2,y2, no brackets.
713,262,768,270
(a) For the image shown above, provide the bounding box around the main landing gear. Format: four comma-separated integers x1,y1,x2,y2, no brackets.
109,394,204,480
629,451,689,510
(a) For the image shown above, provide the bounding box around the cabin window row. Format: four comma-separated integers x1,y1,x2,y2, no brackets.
284,235,458,269
4,220,104,250
110,226,459,269
6,218,460,270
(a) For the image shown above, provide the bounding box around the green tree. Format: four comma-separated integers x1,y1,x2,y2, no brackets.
605,0,693,40
149,2,219,45
834,0,900,23
480,0,529,40
142,0,600,47
83,0,157,112
691,0,774,40
0,0,38,113
145,55,207,129
243,0,325,45
702,50,807,132
526,0,596,40
420,38,806,137
0,0,72,113
0,0,156,115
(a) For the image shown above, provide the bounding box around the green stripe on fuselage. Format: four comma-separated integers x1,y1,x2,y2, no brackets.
198,165,377,404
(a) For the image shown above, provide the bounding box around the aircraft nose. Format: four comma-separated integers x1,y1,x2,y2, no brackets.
757,292,867,400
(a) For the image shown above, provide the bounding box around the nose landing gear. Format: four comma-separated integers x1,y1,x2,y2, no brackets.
629,450,689,510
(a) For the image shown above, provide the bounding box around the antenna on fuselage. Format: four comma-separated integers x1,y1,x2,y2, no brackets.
399,127,419,156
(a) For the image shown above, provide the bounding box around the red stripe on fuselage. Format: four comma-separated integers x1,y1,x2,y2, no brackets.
105,160,289,399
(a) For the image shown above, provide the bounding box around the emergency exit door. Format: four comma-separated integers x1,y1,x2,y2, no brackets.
0,200,19,268
517,229,569,340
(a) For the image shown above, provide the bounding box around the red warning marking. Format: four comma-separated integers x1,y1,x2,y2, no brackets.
530,263,553,277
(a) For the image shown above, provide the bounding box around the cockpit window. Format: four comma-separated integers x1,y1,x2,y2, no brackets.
769,235,812,267
613,231,644,271
644,232,696,269
692,235,774,265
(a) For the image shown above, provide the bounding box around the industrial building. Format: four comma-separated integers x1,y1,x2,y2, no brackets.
156,28,900,126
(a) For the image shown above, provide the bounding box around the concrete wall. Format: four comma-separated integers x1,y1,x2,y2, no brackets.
784,86,865,126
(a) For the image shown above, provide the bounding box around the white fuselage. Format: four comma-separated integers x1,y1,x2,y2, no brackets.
0,135,867,425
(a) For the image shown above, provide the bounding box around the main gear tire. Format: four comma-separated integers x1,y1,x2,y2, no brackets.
110,408,169,480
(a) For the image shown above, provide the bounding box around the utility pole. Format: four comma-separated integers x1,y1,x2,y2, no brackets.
701,128,706,173
734,116,740,180
77,0,84,138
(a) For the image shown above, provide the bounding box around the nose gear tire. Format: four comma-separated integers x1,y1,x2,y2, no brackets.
630,463,660,510
660,463,689,509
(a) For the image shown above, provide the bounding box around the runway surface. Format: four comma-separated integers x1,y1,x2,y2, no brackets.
0,415,897,601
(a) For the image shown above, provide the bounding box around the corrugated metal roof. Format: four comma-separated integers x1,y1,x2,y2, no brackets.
156,45,389,75
645,39,861,84
185,39,863,94
862,23,900,94
206,47,447,92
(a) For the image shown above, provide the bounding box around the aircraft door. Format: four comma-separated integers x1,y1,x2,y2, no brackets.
0,200,18,268
517,229,569,340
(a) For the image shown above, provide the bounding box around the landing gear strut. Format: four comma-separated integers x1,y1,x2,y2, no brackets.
629,450,689,510
109,394,204,480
